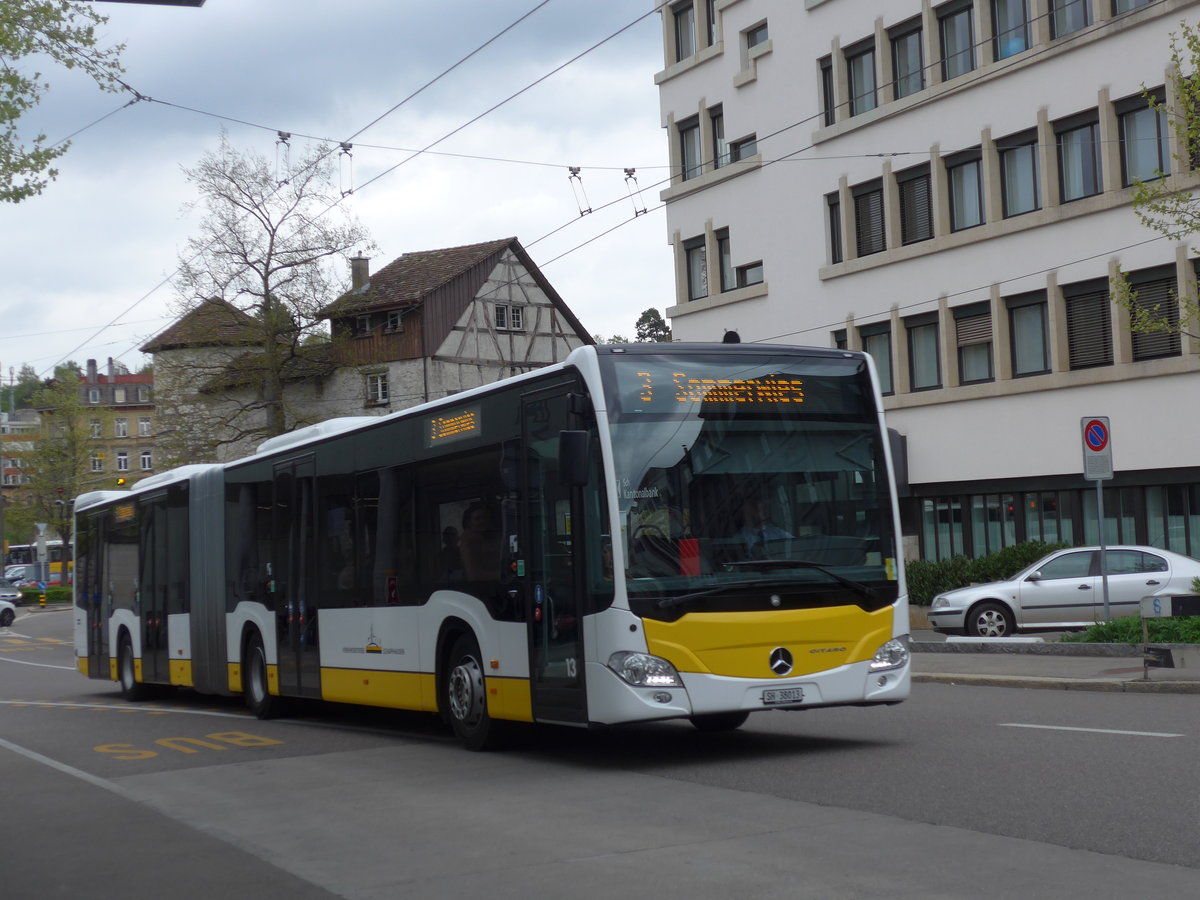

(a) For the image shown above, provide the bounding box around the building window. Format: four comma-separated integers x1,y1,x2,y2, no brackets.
897,165,933,244
139,417,151,437
993,0,1029,60
114,417,127,438
684,236,708,300
91,453,103,473
495,304,524,331
1050,0,1090,38
1113,0,1152,13
140,450,153,471
1057,115,1102,201
717,229,734,292
907,314,941,391
745,22,768,50
355,314,371,335
891,19,924,100
1127,266,1181,361
710,107,728,168
1007,292,1051,376
137,386,149,402
955,302,993,383
673,1,696,61
819,57,836,126
853,181,885,256
89,419,101,438
939,1,975,80
113,387,126,403
1064,279,1113,369
827,193,843,264
385,310,403,332
365,372,390,405
705,0,716,46
846,42,877,116
679,116,701,181
1119,91,1170,185
860,324,893,395
116,451,129,472
999,131,1040,217
88,388,100,404
730,134,757,161
947,151,983,231
736,261,764,287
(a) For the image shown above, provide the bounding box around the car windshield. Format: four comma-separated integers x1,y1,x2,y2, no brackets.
600,350,899,612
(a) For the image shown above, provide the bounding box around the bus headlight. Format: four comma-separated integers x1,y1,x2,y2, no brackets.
868,636,910,672
607,651,682,687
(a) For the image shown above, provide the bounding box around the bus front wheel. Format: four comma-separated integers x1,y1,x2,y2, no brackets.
118,633,150,701
244,633,284,719
444,634,506,751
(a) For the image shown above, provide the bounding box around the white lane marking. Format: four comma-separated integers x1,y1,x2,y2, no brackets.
1001,723,1184,738
0,736,130,796
0,655,77,670
0,699,251,718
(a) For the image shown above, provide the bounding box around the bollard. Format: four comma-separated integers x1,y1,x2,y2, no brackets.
39,592,46,608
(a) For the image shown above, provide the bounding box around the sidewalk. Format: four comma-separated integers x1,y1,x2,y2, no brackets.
911,631,1200,694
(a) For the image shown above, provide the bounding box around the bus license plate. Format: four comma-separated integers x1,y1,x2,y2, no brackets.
762,687,804,706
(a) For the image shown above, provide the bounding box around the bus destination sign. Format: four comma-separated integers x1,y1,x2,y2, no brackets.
636,371,805,407
425,405,482,447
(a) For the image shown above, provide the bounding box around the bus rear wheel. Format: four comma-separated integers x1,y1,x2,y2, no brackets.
690,711,750,732
118,633,150,701
444,634,506,751
244,633,284,719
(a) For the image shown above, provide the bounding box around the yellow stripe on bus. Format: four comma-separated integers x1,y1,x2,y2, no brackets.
485,675,533,723
643,605,895,678
169,659,192,687
321,668,437,711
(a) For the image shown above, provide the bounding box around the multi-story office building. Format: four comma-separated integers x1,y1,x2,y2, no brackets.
80,358,156,487
655,0,1200,561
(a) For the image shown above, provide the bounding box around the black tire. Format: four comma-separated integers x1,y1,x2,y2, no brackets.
0,608,14,627
443,633,506,751
118,633,151,701
966,601,1015,638
244,632,284,719
690,710,750,732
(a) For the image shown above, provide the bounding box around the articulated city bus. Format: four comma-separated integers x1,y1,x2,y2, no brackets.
74,343,910,749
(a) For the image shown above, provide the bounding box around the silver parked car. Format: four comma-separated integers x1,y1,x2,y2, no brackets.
927,545,1200,637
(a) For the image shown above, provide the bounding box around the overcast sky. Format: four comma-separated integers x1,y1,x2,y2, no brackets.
0,0,671,381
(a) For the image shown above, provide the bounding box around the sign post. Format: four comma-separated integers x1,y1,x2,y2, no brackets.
1081,417,1113,622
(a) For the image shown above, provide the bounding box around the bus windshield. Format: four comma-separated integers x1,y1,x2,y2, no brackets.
600,350,898,614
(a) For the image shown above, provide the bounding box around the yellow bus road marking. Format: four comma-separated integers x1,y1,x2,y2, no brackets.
95,732,285,760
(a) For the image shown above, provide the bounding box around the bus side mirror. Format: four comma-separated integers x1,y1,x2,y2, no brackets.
558,431,590,486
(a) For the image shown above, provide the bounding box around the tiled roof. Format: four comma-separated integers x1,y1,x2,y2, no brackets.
140,298,262,353
320,237,515,317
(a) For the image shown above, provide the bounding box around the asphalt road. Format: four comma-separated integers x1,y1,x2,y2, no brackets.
3,607,1198,899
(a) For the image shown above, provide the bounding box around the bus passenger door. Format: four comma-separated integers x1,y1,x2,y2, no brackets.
273,457,321,699
521,388,587,725
138,493,171,685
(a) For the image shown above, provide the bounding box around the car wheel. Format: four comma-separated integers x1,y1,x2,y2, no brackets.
0,608,13,627
443,634,508,751
689,711,750,732
243,632,284,719
118,633,150,701
967,601,1015,638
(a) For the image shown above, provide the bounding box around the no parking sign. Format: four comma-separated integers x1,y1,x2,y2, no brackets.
1081,416,1113,481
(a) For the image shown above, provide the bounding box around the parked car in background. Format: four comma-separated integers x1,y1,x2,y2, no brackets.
927,546,1200,637
0,577,21,604
3,564,62,587
0,595,15,627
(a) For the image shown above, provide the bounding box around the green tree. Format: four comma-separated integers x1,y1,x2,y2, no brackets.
1111,22,1200,337
159,135,373,463
635,308,672,342
592,332,631,344
10,373,106,551
1,1,125,202
1,363,41,411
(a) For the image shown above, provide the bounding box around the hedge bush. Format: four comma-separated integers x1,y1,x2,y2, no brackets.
16,586,71,605
906,540,1068,606
1061,615,1200,644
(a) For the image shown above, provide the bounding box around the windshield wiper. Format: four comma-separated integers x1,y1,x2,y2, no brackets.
721,559,880,602
656,579,797,610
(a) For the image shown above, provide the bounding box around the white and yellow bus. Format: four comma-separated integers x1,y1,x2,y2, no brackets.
73,343,910,749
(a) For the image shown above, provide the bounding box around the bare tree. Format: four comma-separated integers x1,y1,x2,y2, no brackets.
157,135,374,464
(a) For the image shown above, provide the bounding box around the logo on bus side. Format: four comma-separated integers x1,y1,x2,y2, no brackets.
769,647,794,676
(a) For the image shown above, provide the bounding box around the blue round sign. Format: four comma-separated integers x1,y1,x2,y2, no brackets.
1084,419,1109,452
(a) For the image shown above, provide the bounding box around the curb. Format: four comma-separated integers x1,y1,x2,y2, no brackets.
913,672,1200,693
